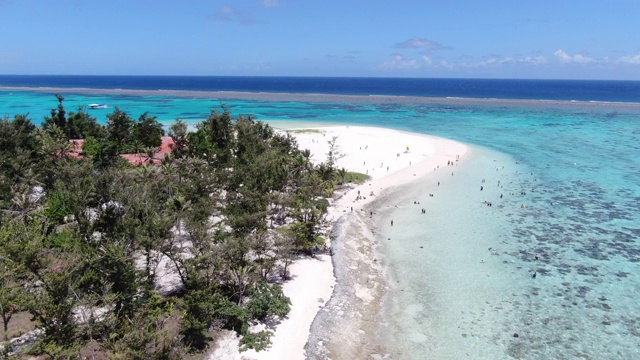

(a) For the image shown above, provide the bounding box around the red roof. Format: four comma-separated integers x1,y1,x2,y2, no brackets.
160,136,174,154
66,137,176,166
70,139,84,152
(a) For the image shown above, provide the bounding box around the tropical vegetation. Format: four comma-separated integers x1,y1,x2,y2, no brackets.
0,96,363,359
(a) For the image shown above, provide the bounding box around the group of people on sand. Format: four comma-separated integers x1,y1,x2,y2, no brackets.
350,155,477,230
353,189,371,202
412,200,427,214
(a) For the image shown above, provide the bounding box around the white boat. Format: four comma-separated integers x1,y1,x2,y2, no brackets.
88,103,108,109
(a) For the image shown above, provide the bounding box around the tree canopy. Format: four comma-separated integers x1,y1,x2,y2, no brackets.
0,97,356,358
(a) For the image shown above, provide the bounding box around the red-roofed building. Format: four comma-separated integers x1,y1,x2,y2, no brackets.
66,137,176,165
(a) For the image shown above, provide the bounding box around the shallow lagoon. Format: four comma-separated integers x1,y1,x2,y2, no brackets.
375,143,640,359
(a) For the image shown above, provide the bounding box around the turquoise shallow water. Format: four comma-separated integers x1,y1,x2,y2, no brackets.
2,89,640,359
376,144,640,359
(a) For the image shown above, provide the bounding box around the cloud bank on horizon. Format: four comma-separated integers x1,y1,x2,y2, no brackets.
1,0,639,80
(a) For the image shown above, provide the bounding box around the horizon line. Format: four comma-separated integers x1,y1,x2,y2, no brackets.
1,74,639,82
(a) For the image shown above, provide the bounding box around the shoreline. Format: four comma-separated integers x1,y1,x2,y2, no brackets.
3,85,640,109
226,125,467,359
305,131,467,359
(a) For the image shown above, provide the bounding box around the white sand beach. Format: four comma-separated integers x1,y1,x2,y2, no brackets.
214,125,467,360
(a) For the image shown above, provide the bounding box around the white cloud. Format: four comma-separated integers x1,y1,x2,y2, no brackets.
376,53,441,70
377,55,421,70
377,53,548,72
553,50,640,65
619,54,640,64
522,56,548,65
553,49,594,63
437,59,455,69
394,37,450,50
465,55,547,68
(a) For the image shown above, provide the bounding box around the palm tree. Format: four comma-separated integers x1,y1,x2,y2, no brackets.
3,192,37,223
337,167,348,184
143,146,159,165
316,163,335,182
131,140,145,165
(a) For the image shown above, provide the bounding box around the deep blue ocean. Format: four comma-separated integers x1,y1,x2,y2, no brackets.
1,76,640,359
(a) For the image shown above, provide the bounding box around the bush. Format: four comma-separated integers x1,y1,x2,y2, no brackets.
180,288,219,350
239,330,272,352
216,300,249,335
245,281,290,321
42,189,73,225
81,136,100,156
343,171,370,184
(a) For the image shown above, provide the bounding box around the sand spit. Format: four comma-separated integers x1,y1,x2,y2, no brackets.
222,126,465,360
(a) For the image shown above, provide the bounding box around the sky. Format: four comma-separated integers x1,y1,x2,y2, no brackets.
1,0,639,80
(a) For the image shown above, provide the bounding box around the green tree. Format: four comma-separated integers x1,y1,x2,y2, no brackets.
196,108,234,166
337,167,348,184
185,130,214,162
0,261,23,340
93,140,121,169
132,112,164,148
180,278,221,350
0,216,82,356
42,94,67,134
81,136,101,156
65,107,105,140
168,119,189,158
106,108,134,151
0,105,342,356
245,280,290,321
325,135,345,169
0,114,43,208
287,173,329,252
